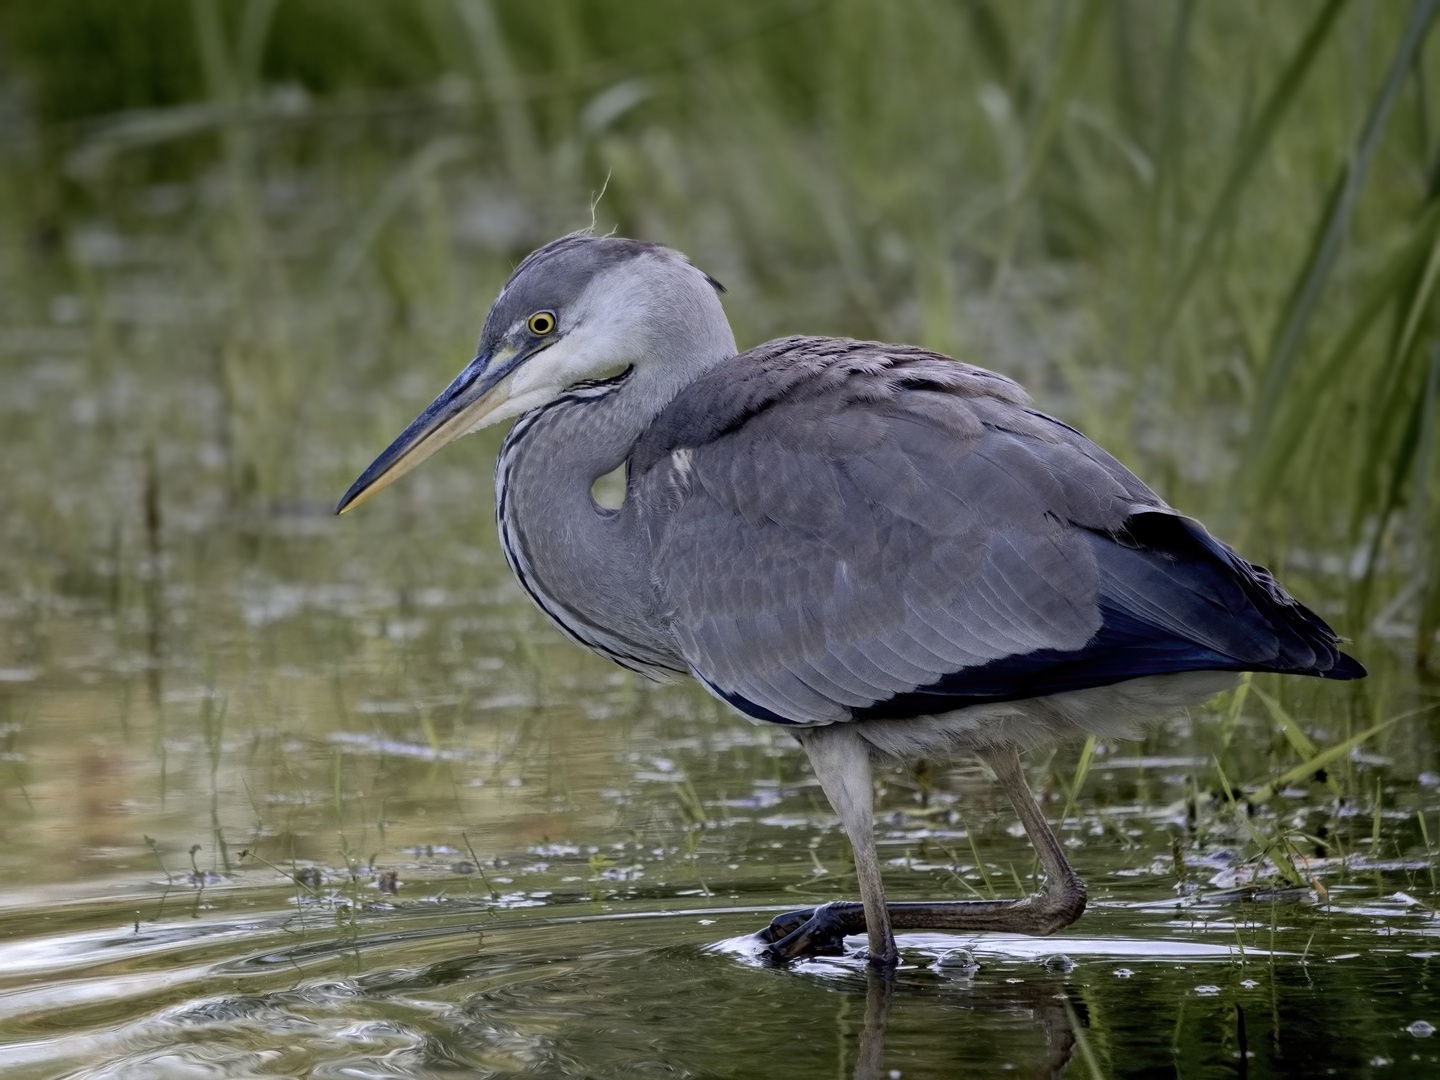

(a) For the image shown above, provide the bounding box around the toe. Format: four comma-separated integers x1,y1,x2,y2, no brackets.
762,921,844,964
750,906,816,945
760,902,865,962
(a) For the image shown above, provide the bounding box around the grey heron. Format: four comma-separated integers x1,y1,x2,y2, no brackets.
337,233,1363,968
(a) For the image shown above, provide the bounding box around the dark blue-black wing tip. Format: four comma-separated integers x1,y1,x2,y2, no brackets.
1125,511,1367,683
1321,651,1367,680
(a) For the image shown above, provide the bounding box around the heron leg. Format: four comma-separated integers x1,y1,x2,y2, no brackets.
879,744,1087,937
754,741,1086,963
757,724,898,967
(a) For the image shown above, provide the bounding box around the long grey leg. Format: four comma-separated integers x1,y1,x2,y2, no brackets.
790,724,898,965
984,743,1085,922
885,744,1087,935
756,740,1086,964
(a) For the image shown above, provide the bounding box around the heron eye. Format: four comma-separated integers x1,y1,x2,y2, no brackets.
527,311,557,336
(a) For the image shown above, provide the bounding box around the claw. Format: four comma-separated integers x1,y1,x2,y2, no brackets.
752,901,866,963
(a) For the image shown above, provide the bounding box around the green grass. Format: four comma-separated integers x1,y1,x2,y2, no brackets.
0,0,1436,663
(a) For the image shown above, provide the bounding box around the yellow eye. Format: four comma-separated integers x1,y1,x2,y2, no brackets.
527,311,557,336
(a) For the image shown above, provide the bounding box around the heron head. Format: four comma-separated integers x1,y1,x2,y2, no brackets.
336,233,732,513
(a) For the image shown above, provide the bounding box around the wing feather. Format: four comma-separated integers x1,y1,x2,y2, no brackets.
634,337,1361,726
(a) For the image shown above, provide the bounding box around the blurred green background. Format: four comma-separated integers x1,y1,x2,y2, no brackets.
0,0,1436,662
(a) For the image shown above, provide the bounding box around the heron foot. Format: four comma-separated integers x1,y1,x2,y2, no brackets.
753,900,867,963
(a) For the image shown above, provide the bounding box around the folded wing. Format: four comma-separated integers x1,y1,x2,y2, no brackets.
632,337,1362,726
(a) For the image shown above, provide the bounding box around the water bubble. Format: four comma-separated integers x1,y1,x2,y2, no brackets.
934,949,979,976
1113,968,1134,978
1195,985,1221,995
1042,954,1075,973
1408,1021,1435,1038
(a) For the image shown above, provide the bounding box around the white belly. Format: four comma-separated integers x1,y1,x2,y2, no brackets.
850,670,1240,759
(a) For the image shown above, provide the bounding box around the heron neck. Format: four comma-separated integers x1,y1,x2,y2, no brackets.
494,372,683,677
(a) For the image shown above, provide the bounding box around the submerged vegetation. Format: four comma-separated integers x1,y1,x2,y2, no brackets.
1,3,1440,1074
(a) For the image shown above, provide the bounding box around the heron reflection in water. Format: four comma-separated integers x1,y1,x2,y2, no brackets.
338,233,1363,969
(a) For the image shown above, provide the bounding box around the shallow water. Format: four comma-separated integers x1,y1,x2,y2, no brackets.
3,462,1440,1077
3,179,1440,1078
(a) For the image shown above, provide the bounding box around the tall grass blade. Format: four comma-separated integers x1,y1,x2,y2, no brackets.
1250,202,1440,499
1249,0,1440,458
1062,996,1108,1080
1248,714,1399,804
190,0,237,102
1213,758,1307,886
1413,339,1440,662
1347,218,1440,630
956,0,1015,84
1250,686,1317,759
326,136,475,289
1128,0,1193,370
993,0,1106,281
1355,375,1428,613
1056,735,1097,834
454,0,540,185
236,0,281,91
1158,0,1350,336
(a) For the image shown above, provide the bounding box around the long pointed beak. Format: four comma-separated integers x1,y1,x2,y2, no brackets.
336,347,516,514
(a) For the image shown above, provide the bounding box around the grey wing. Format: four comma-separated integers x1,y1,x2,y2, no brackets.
634,337,1360,726
633,339,1165,726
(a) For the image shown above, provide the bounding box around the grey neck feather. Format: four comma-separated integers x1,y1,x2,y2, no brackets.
495,281,737,678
